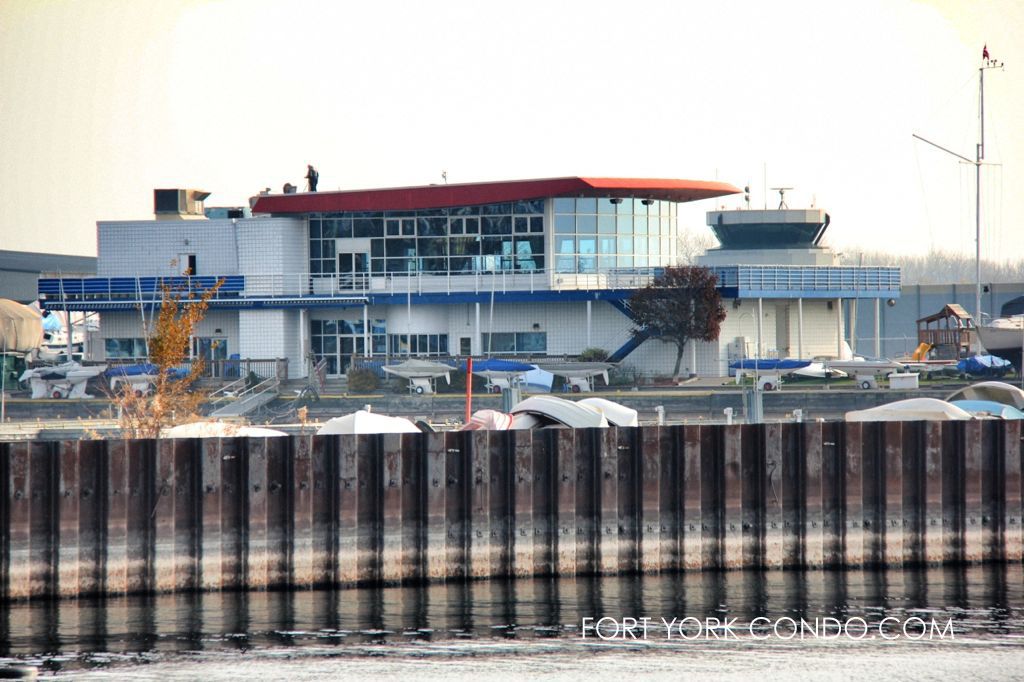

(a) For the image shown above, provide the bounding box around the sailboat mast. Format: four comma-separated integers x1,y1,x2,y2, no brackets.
912,47,1001,329
975,65,984,324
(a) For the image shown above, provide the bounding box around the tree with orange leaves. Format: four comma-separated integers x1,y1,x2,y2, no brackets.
114,274,222,439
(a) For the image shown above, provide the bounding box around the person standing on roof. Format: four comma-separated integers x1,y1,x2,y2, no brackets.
305,164,319,192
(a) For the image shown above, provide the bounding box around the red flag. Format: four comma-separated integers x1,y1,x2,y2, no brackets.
983,44,990,60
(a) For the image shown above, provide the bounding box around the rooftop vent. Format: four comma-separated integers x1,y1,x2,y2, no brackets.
154,189,211,220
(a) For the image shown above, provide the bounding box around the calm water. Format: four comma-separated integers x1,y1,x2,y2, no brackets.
1,565,1023,680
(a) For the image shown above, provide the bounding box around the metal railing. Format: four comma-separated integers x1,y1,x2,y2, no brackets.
102,357,287,381
711,265,901,293
39,276,244,302
40,265,902,306
208,376,281,418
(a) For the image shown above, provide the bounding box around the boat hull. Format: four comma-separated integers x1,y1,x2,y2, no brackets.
977,325,1023,368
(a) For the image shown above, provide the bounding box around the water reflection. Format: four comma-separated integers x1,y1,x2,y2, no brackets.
0,564,1021,670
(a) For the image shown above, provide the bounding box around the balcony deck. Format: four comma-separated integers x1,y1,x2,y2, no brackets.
39,265,901,311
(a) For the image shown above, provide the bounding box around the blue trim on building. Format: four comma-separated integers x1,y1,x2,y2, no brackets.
39,265,900,312
39,275,244,298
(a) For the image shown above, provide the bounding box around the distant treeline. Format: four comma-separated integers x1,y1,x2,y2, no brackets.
677,230,1024,286
841,249,1024,285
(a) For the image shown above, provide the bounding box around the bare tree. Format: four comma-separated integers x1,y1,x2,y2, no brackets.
629,266,726,379
840,248,1024,285
676,229,716,265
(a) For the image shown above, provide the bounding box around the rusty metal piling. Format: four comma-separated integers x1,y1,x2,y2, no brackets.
1,421,1021,601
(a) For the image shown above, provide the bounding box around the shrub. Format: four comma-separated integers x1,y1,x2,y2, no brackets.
347,366,380,393
577,347,610,362
609,363,640,387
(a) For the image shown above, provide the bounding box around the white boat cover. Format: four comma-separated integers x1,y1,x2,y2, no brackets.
382,360,453,381
510,395,609,429
949,400,1024,420
460,409,544,431
945,382,1024,411
317,410,421,435
461,409,515,430
845,398,973,422
577,397,639,427
163,421,288,438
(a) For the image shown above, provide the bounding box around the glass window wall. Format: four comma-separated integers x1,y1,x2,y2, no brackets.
309,195,676,279
481,332,547,355
312,318,387,375
553,197,676,271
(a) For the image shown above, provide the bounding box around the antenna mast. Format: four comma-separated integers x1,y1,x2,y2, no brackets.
770,187,793,210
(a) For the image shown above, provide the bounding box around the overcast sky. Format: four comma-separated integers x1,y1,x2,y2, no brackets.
1,0,1021,264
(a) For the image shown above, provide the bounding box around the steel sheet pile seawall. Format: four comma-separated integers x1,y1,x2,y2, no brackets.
0,422,1021,601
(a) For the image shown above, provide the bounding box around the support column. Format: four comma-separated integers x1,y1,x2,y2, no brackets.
474,302,481,356
797,298,804,360
363,305,370,358
874,299,881,359
586,300,592,348
406,288,413,355
299,308,308,367
756,298,764,358
850,298,858,355
836,298,843,358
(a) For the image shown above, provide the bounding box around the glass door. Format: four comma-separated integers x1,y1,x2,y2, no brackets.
338,252,369,289
193,337,227,377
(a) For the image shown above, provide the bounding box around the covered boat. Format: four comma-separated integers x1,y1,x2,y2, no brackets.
577,397,639,427
509,395,609,429
381,359,453,395
0,299,43,353
845,398,973,422
19,361,107,399
317,410,421,435
729,358,811,372
459,409,545,431
948,400,1024,420
163,421,287,438
946,381,1024,411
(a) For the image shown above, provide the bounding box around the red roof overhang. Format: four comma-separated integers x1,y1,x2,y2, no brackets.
251,176,741,214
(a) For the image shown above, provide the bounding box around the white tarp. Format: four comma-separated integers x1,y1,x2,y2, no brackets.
163,421,288,438
578,398,639,427
0,299,43,353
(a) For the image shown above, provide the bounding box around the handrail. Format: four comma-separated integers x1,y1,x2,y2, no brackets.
40,264,902,305
207,377,249,405
232,377,279,401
